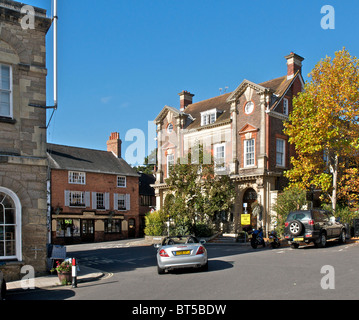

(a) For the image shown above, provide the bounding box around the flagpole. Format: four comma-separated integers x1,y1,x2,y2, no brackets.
53,0,58,110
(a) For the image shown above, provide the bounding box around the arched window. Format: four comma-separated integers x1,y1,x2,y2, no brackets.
0,187,21,261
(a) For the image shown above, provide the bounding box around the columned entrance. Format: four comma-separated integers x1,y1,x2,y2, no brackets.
243,188,258,228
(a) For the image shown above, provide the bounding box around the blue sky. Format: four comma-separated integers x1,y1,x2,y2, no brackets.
24,0,359,165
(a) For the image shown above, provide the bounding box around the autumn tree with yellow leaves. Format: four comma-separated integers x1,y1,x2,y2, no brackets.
284,48,359,211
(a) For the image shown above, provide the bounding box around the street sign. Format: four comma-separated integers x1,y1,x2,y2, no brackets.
241,214,251,226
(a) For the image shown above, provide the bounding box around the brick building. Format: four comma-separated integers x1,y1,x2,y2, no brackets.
48,133,140,244
153,53,305,235
0,0,52,279
138,172,156,236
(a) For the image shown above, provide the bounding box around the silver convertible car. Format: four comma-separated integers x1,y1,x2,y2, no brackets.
154,235,208,274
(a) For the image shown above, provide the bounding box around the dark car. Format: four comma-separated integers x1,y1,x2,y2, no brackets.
284,209,346,248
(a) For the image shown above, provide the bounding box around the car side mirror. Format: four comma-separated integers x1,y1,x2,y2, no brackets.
154,243,160,249
200,240,206,244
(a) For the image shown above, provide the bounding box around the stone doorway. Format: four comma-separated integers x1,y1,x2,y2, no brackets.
243,188,258,228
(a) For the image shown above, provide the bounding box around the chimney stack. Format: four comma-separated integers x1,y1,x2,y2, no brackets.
285,52,304,80
178,91,194,111
107,132,122,158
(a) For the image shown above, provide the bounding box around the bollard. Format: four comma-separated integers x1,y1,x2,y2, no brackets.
72,258,77,288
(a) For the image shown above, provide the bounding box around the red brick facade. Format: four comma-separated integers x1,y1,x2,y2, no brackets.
153,53,305,235
48,134,140,244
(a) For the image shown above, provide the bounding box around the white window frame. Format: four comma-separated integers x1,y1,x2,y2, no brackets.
0,64,13,118
68,171,86,185
283,98,289,115
0,187,22,261
200,108,217,126
276,138,286,167
68,191,85,207
244,139,255,167
167,154,174,177
117,176,126,188
114,193,131,211
92,192,110,210
214,143,225,171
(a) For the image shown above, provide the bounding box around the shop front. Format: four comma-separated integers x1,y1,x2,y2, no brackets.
51,211,129,245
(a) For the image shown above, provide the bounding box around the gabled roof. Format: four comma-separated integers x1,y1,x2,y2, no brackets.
47,143,139,177
155,71,303,131
226,79,270,103
155,105,183,123
268,71,303,111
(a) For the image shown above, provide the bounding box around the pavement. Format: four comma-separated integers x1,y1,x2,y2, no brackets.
6,264,105,292
5,236,359,293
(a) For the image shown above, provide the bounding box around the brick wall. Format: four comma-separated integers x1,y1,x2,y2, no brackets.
50,169,140,243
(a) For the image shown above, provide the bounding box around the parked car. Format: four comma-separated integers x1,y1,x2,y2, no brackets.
284,209,347,248
0,270,6,300
154,235,208,274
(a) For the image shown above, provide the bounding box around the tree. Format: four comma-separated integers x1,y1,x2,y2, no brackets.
144,209,167,236
164,144,235,235
271,187,308,236
284,48,359,211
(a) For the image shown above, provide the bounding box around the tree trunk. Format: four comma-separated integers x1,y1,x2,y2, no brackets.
331,154,339,212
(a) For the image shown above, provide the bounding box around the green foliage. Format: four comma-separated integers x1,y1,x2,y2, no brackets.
164,143,235,236
321,204,359,225
144,209,167,236
271,187,308,236
192,222,214,237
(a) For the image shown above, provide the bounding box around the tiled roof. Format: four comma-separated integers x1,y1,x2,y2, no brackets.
182,73,293,130
183,92,232,130
47,143,139,177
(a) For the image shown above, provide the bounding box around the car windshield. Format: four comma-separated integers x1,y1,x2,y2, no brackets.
287,211,311,222
162,236,199,246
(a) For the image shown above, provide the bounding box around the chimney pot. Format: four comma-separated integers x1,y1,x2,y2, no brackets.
107,132,122,158
178,90,194,111
285,52,304,80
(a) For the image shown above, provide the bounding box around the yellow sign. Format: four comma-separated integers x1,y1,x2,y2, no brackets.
241,214,251,225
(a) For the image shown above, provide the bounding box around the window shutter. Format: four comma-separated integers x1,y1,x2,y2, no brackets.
126,194,131,211
92,192,97,209
85,192,91,208
105,193,110,210
114,193,118,210
64,190,70,207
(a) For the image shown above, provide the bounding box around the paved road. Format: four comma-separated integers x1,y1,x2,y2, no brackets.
7,239,359,300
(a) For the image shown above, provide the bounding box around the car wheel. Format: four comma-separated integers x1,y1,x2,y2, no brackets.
289,220,303,236
157,265,165,275
291,243,299,249
200,261,208,272
317,233,327,248
339,229,346,244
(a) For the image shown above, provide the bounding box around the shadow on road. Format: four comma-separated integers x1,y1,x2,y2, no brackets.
6,288,76,300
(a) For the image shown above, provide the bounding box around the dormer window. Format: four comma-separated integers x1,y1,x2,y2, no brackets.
201,109,221,126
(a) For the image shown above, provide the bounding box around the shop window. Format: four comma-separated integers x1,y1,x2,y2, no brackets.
105,219,122,233
56,219,80,238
